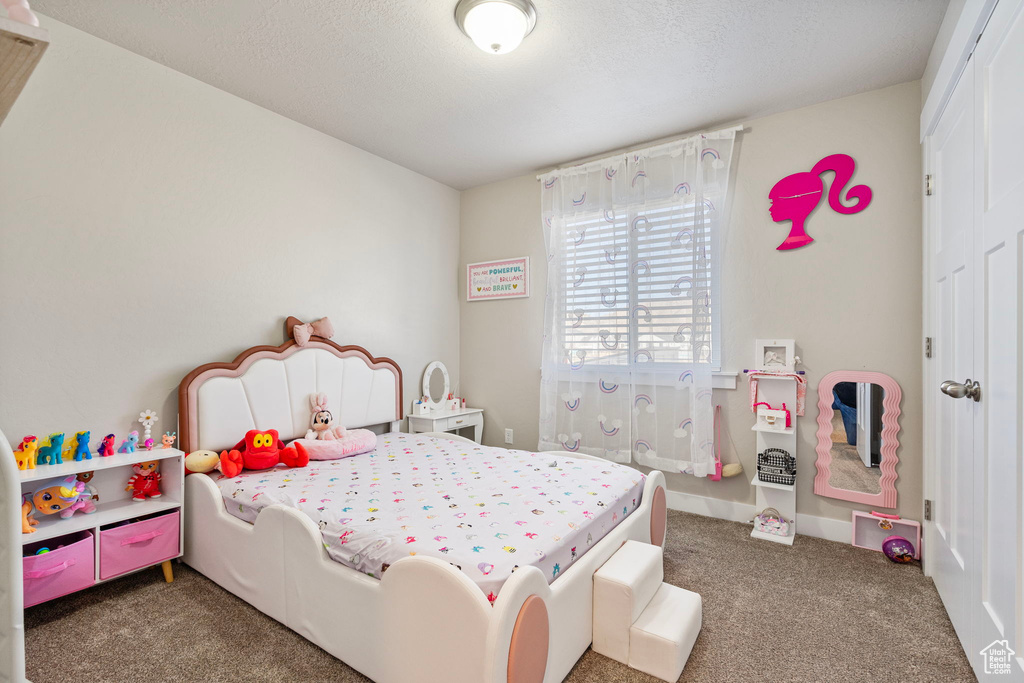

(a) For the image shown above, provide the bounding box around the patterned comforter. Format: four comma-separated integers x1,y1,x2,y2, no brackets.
216,433,645,599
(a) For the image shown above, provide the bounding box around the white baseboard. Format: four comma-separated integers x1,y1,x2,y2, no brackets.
664,490,852,544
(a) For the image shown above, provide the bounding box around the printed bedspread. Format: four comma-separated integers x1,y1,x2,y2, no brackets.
216,432,645,600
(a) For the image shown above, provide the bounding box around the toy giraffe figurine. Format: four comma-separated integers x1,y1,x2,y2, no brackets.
0,0,41,26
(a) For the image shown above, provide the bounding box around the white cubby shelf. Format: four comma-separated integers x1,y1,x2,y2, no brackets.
19,447,185,484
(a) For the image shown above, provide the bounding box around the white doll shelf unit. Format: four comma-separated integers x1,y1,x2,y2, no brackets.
749,339,800,545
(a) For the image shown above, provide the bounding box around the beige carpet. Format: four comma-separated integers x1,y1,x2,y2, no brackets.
828,412,881,494
25,510,974,682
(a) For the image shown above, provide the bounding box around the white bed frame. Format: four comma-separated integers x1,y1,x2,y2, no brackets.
178,336,667,683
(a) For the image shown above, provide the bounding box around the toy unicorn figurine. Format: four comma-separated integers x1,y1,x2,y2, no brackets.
117,431,139,454
36,433,65,466
14,436,38,470
21,475,84,533
305,393,347,440
97,433,116,457
63,431,92,462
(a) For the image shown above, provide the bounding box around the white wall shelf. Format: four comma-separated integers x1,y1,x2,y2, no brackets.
19,447,185,483
749,340,799,546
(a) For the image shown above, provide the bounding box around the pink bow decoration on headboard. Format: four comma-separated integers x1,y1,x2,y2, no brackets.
291,317,335,347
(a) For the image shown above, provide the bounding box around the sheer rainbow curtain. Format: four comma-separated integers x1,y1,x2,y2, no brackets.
538,128,737,475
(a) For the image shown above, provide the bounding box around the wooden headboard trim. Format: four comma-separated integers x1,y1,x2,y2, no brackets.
178,338,403,453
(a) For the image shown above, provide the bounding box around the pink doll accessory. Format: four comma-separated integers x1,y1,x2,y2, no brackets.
292,317,335,347
769,153,872,251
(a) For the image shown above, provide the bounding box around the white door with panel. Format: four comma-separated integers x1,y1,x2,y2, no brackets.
925,0,1024,678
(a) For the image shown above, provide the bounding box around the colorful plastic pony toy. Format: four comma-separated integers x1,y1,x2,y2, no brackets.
21,475,84,533
220,429,309,478
63,431,92,462
117,431,139,454
125,460,162,501
97,434,116,457
14,436,38,470
36,433,65,466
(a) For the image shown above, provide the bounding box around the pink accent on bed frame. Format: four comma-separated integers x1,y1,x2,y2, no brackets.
178,339,403,453
813,370,902,509
650,486,667,546
507,595,548,683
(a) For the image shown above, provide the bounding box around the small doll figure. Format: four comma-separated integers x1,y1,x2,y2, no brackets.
118,431,139,454
304,393,347,441
73,471,99,515
97,434,116,457
161,432,177,449
63,431,92,461
126,460,161,501
144,438,155,451
36,433,65,466
22,476,84,533
14,436,38,470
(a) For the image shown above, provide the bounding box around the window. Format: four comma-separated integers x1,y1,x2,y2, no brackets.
559,197,718,373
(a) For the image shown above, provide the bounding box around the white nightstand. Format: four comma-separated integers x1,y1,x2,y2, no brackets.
407,407,484,443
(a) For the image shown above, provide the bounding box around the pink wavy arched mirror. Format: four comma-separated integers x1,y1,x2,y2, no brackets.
813,370,901,508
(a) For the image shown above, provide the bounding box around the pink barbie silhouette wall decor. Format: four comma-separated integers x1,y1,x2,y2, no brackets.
768,153,872,250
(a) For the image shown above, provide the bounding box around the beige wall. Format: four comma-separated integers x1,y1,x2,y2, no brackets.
0,18,461,443
460,81,923,522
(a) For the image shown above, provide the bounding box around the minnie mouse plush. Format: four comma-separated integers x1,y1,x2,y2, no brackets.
305,393,347,441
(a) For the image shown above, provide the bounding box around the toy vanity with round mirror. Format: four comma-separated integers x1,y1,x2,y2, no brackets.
422,360,450,410
409,360,485,443
814,370,902,508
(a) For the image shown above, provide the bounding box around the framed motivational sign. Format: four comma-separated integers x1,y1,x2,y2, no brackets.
467,257,530,301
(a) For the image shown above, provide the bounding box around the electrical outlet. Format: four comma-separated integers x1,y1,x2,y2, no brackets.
504,428,513,444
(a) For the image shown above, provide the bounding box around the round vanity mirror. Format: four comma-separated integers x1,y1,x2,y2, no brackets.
422,361,450,410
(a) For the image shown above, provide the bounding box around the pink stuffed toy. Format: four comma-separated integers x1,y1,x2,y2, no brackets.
305,393,346,441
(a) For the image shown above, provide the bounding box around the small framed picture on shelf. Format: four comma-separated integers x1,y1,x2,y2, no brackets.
755,339,795,372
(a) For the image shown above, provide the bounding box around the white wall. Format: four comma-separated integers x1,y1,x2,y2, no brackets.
0,18,461,444
460,81,923,522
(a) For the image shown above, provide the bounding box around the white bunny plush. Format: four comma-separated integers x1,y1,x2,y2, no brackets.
305,393,347,440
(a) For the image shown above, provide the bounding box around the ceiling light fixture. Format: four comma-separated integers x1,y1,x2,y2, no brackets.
455,0,537,55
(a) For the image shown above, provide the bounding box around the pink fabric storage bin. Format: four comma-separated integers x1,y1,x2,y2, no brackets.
99,510,179,580
23,530,95,608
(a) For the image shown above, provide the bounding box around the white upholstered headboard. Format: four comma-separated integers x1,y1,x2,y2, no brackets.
178,338,403,453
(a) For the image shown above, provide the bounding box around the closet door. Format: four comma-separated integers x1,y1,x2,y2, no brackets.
926,53,976,658
970,0,1024,676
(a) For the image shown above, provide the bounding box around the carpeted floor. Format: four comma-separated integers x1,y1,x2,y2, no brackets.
828,413,881,494
25,510,975,682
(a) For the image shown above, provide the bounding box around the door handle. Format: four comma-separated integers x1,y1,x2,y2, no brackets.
940,379,981,402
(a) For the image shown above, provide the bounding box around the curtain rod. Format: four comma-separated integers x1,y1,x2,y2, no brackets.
535,123,745,181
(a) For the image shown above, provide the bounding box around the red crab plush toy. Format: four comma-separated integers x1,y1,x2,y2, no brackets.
219,429,308,478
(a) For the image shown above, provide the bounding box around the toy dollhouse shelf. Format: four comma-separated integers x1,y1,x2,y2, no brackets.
19,447,185,483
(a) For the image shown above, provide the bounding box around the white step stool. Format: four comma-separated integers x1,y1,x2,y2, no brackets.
593,540,701,682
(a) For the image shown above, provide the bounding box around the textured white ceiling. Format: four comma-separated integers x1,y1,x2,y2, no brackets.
33,0,947,189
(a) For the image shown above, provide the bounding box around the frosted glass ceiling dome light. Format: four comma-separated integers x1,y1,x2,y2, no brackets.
455,0,537,55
